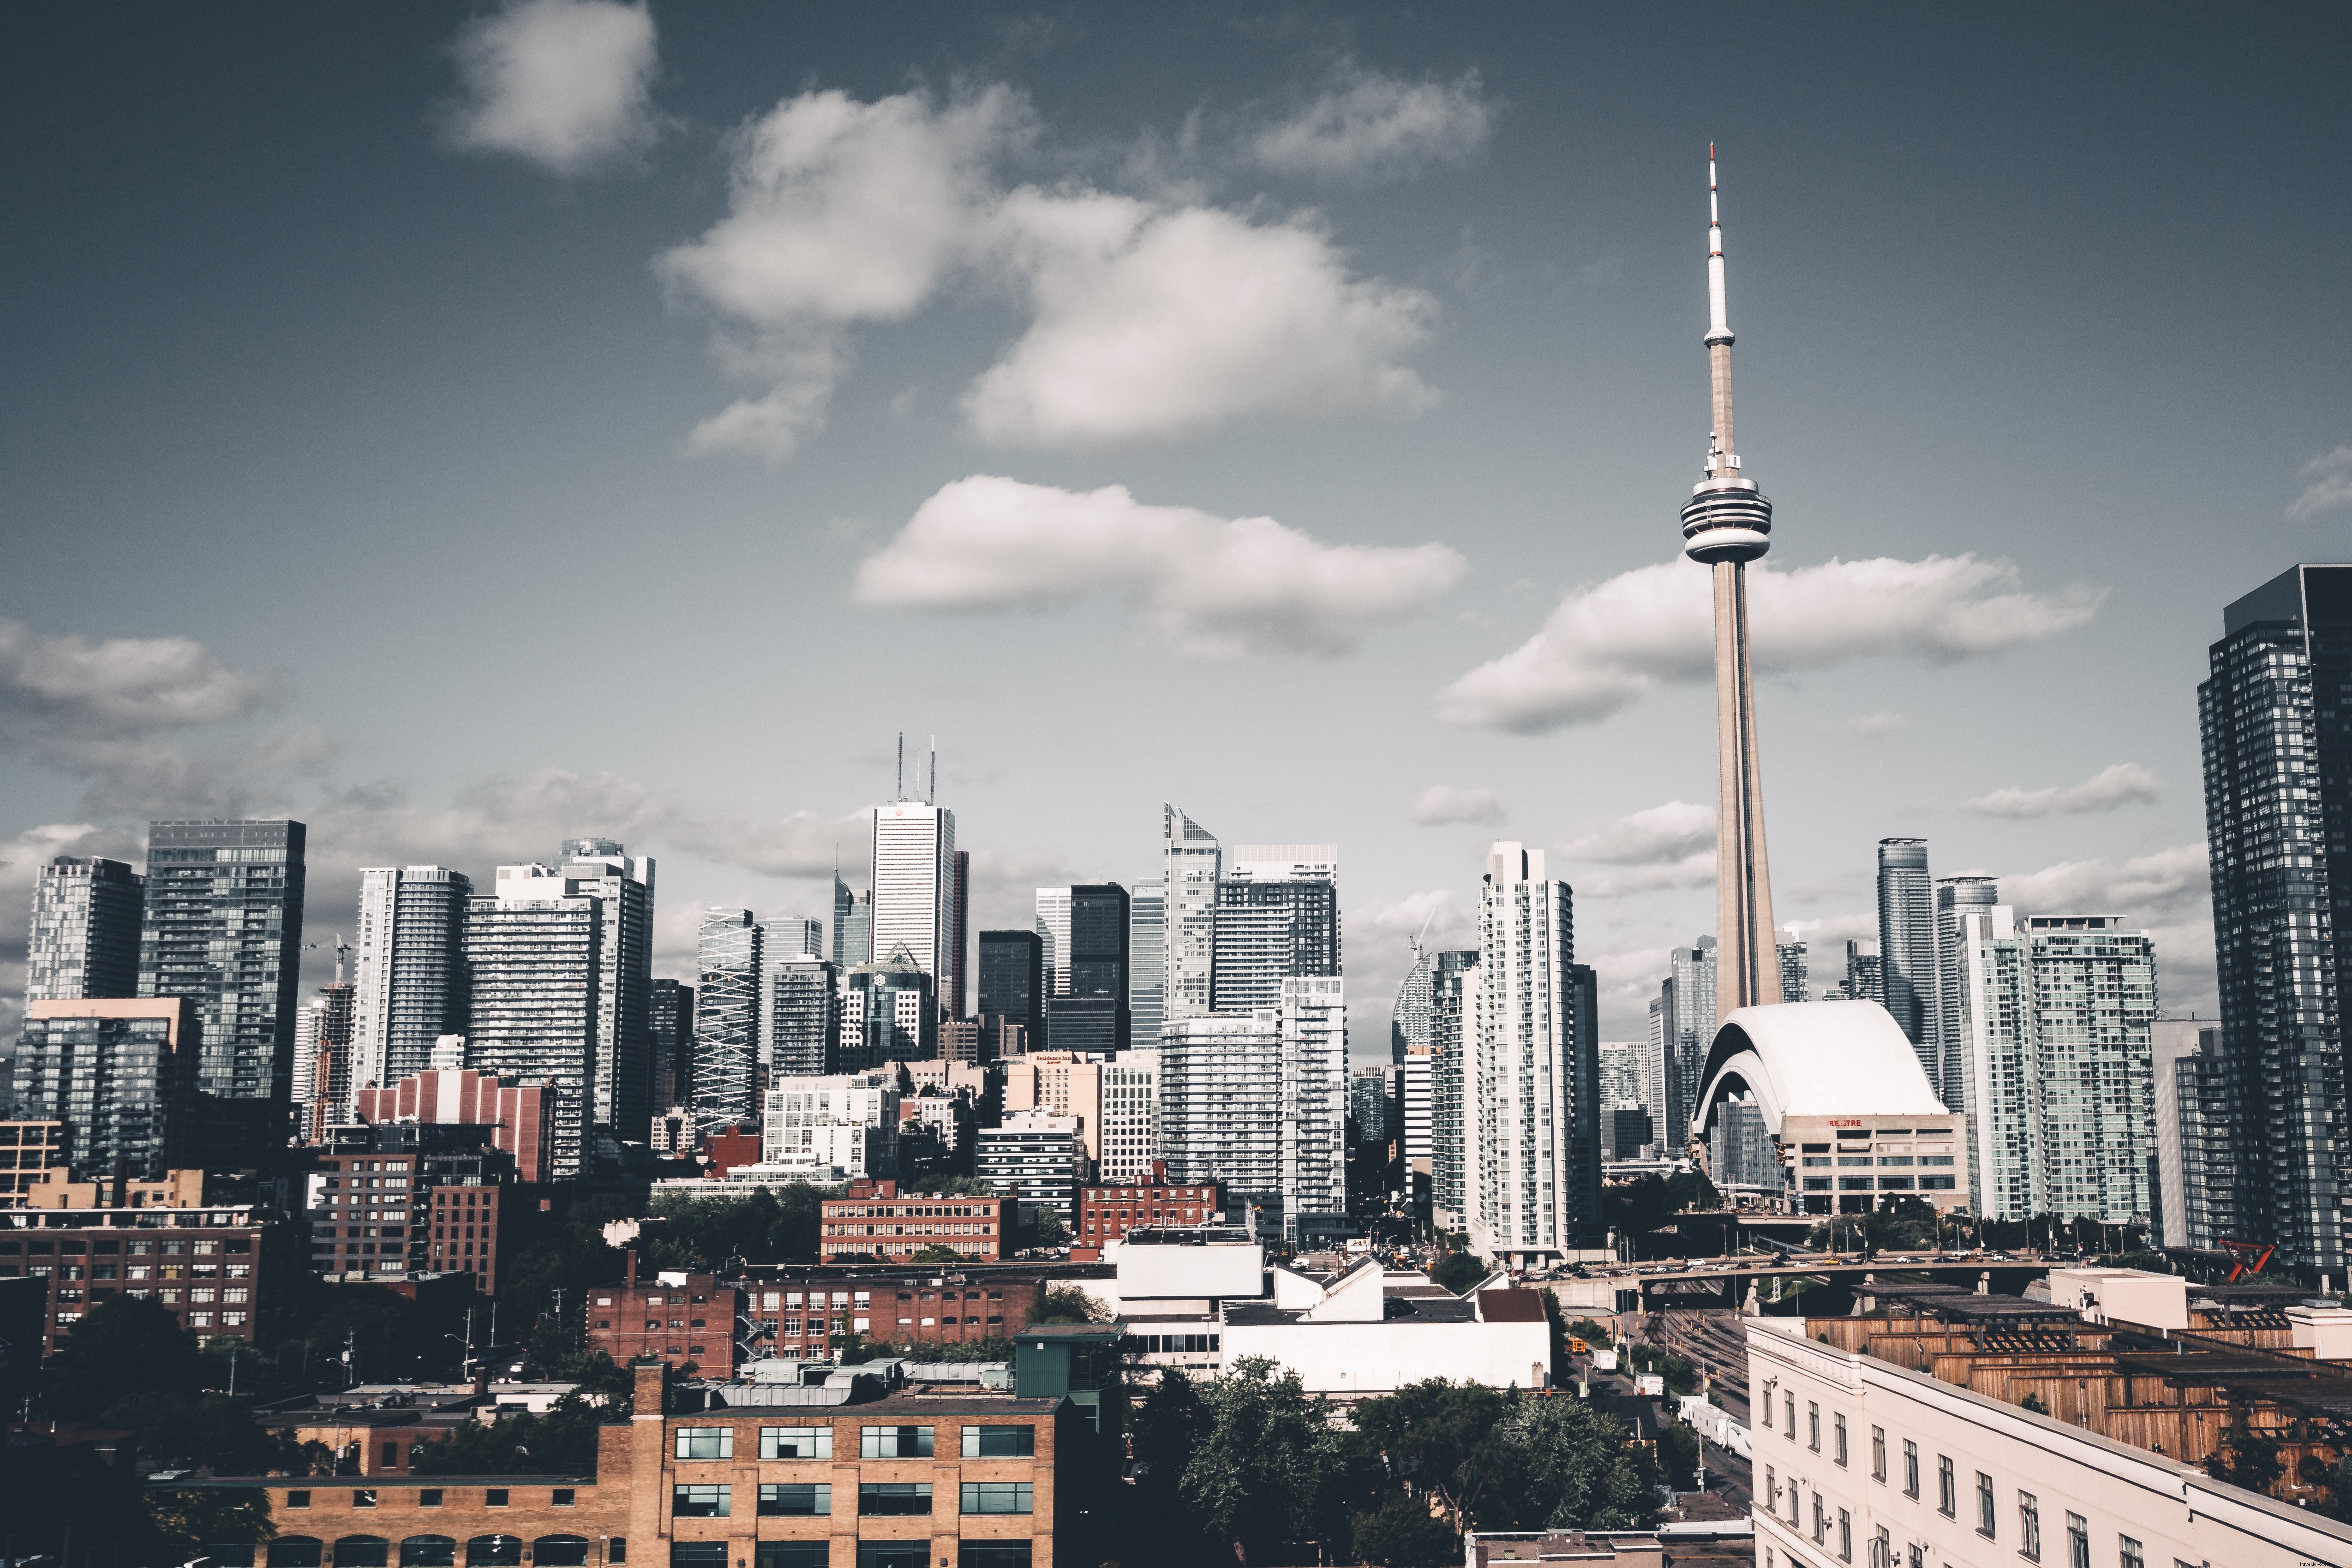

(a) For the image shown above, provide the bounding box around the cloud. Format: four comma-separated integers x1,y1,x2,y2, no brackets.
963,194,1437,446
1250,65,1490,181
1557,800,1714,865
851,475,1465,657
1821,712,1910,738
1436,554,2102,734
2003,843,2215,1014
1960,762,2160,819
2288,445,2352,522
1410,785,1507,827
0,617,271,740
445,0,661,175
661,85,1437,460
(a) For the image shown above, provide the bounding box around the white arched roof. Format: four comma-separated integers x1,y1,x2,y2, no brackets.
1692,1000,1948,1137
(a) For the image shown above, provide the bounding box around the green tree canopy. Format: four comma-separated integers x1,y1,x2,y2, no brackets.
1430,1252,1490,1295
46,1294,204,1419
1176,1358,1357,1562
1353,1380,1660,1534
1028,1284,1108,1325
410,1391,613,1476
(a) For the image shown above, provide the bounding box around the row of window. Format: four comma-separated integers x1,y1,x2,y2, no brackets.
674,1482,1032,1519
285,1490,570,1511
241,1537,586,1568
670,1544,1029,1568
1762,1388,2151,1568
674,1424,1034,1461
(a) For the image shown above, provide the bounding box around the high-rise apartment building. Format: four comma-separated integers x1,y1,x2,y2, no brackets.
1952,908,2157,1223
1162,804,1221,1023
649,978,693,1109
1429,950,1478,1232
692,909,762,1135
1098,1048,1161,1183
1462,843,1600,1269
768,954,840,1077
872,801,955,992
832,874,872,969
1934,876,1999,1115
1401,1047,1431,1173
465,865,602,1181
555,842,655,1144
1128,878,1166,1048
1826,938,1884,1005
1598,1042,1641,1113
1210,845,1340,1013
1349,1069,1391,1147
1033,887,1072,999
771,917,824,960
2201,563,2352,1273
1775,939,1808,1005
977,929,1043,1058
1643,995,1670,1125
351,866,473,1094
1657,939,1717,1150
2152,1018,2229,1250
297,982,355,1139
11,999,197,1179
1877,838,1940,1090
1707,1095,1777,1189
1161,1010,1281,1217
1391,948,1435,1065
26,856,143,1003
1278,975,1348,1239
139,819,306,1103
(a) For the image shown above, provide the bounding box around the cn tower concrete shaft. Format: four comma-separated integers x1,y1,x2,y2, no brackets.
1712,551,1780,1022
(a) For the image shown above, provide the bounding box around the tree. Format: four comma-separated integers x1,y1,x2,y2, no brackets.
1032,1209,1071,1249
1029,1285,1107,1325
911,1244,963,1263
1352,1492,1459,1568
148,1486,276,1561
1352,1380,1511,1526
411,1392,613,1476
1431,1253,1489,1295
45,1294,203,1419
1662,1168,1720,1214
1177,1358,1357,1563
1353,1380,1660,1535
104,1391,305,1473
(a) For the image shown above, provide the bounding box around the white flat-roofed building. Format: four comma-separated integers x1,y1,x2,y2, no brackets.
762,1072,899,1175
976,1110,1086,1220
1219,1259,1551,1400
1746,1313,2352,1568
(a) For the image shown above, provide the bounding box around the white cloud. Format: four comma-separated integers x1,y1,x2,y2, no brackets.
446,0,661,175
964,194,1437,446
1410,785,1507,827
0,617,270,739
1960,762,2160,819
1557,800,1713,865
851,475,1465,657
2288,445,2352,521
661,85,1437,460
2003,843,2215,1015
1821,712,1910,738
1250,65,1490,181
1345,889,1477,1051
1436,554,2102,734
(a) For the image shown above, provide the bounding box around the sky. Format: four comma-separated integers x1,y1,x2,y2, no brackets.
3,2,2349,1058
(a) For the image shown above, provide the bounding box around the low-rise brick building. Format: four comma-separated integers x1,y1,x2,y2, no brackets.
423,1178,517,1293
0,1197,282,1354
734,1263,1110,1359
587,1265,742,1378
1075,1163,1219,1252
173,1360,1080,1568
0,1121,69,1208
820,1179,1012,1264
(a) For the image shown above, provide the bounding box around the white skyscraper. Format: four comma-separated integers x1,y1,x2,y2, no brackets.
1465,842,1601,1270
1279,975,1347,1239
1161,1010,1281,1215
557,841,655,1143
352,865,474,1095
1162,804,1221,1023
1034,887,1072,998
1098,1048,1161,1182
466,864,600,1180
872,796,956,987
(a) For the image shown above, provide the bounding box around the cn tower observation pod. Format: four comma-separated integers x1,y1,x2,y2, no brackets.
1693,1000,1968,1215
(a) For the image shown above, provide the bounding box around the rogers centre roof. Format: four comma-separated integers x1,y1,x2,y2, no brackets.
1692,1000,1950,1137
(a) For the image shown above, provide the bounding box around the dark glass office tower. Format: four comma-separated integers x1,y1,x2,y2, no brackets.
1876,838,1939,1092
1059,883,1131,1051
649,978,694,1109
978,929,1043,1055
1210,878,1341,1013
138,819,306,1104
2201,563,2352,1274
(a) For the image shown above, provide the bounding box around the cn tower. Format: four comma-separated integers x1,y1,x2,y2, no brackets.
1679,146,1782,1022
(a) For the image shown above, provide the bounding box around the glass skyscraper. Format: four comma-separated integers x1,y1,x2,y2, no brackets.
692,908,763,1135
1934,877,1999,1117
1128,878,1166,1049
649,978,693,1109
351,865,473,1094
2200,563,2352,1273
27,856,143,1003
1162,804,1221,1023
1876,838,1939,1091
138,818,306,1104
977,928,1043,1056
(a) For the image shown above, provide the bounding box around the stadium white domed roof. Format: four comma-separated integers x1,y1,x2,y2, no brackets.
1692,999,1949,1137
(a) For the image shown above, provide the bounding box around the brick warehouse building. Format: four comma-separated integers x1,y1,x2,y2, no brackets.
0,1199,288,1355
1074,1162,1219,1254
733,1263,1111,1359
587,1264,744,1378
819,1179,1013,1264
171,1360,1077,1568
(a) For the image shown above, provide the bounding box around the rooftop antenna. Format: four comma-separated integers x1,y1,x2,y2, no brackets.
897,732,905,802
928,736,937,805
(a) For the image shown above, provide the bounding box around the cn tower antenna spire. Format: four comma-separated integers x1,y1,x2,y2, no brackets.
1677,144,1782,1034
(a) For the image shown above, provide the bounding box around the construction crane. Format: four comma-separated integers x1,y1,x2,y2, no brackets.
300,932,353,984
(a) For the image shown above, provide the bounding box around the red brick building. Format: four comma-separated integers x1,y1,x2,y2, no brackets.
703,1129,762,1177
586,1263,742,1378
0,1202,275,1355
1076,1162,1220,1251
353,1068,552,1184
735,1261,1110,1358
819,1178,1012,1264
423,1180,516,1293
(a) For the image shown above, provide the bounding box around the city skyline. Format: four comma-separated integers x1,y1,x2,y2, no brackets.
6,6,2348,1056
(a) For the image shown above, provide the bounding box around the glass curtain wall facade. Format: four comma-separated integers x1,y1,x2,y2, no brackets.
649,978,694,1109
27,856,143,1003
1162,804,1221,1024
692,908,763,1136
2200,563,2352,1274
977,930,1043,1057
1128,879,1166,1049
13,1000,197,1179
1877,838,1941,1090
138,818,307,1104
1429,951,1478,1233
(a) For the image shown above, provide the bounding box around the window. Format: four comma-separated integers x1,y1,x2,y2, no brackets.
1870,1526,1891,1568
610,1544,625,1565
551,1489,573,1508
2020,1493,2042,1561
962,1424,1035,1458
1812,1492,1825,1544
759,1483,830,1516
672,1484,729,1518
760,1425,831,1460
401,1540,455,1568
858,1481,932,1516
2066,1513,2088,1568
755,1547,827,1568
856,1547,928,1568
1785,1392,1795,1436
1808,1402,1821,1451
415,1492,443,1509
484,1491,509,1508
1903,1439,1919,1498
466,1540,521,1568
2118,1537,2143,1568
353,1492,378,1510
674,1426,732,1460
860,1424,934,1458
961,1482,1034,1515
670,1548,724,1568
1937,1455,1956,1517
1871,1425,1886,1481
1908,1547,1924,1568
533,1540,590,1568
1760,1383,1773,1429
1765,1466,1776,1512
336,1540,389,1568
269,1542,323,1568
287,1492,311,1510
1838,1508,1852,1563
957,1548,1031,1568
1835,1413,1849,1467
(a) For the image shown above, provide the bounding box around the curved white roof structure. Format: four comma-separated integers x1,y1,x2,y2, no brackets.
1692,1000,1948,1137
